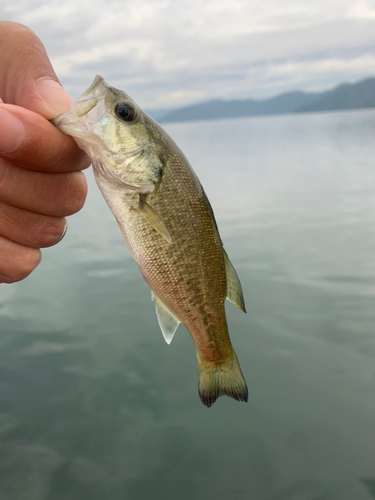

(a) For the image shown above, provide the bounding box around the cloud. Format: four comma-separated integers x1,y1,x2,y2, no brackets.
348,2,375,19
154,90,207,106
3,0,375,107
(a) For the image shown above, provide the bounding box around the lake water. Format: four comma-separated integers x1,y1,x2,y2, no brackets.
1,109,375,499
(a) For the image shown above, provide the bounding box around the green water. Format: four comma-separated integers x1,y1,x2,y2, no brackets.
2,109,375,499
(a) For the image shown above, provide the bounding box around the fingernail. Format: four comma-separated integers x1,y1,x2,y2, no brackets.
36,79,73,119
56,221,68,243
0,109,25,153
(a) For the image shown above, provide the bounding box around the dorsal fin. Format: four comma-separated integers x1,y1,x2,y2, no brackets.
223,250,246,313
152,292,180,344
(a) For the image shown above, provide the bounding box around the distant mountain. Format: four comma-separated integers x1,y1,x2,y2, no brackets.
158,77,375,123
296,78,375,113
145,107,177,121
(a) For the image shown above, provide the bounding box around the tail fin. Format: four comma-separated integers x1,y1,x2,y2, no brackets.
197,352,248,408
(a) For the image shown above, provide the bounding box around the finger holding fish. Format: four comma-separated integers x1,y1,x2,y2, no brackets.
0,104,89,173
0,102,89,283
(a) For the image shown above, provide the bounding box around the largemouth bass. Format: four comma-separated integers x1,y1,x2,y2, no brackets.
52,76,248,407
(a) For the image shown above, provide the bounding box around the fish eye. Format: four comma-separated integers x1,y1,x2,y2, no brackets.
114,102,137,122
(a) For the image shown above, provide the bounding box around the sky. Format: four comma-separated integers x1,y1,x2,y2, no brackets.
2,0,375,110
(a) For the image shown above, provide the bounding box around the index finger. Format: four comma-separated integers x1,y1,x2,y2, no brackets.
0,104,90,173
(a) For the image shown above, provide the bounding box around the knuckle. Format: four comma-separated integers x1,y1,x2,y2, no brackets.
9,24,42,53
5,249,41,283
0,22,36,45
48,134,74,170
63,171,87,215
36,218,66,248
0,160,9,193
50,135,90,172
7,22,34,37
17,250,41,281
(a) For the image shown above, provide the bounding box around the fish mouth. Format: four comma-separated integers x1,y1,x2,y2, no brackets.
52,76,154,191
51,75,108,134
79,75,107,101
73,75,108,116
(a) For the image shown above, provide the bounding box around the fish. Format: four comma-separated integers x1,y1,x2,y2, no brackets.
52,75,248,407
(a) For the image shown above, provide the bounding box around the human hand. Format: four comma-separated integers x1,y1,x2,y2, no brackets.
0,22,90,283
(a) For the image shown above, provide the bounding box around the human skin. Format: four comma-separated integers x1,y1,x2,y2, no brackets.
0,21,90,283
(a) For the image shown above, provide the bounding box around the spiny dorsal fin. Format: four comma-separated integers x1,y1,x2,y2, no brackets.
135,195,172,244
223,250,246,313
152,292,180,344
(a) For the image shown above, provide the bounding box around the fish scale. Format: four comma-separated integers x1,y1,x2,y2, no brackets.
52,75,248,407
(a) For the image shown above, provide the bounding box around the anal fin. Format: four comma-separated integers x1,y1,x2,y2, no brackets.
135,195,172,244
152,292,180,344
224,250,246,313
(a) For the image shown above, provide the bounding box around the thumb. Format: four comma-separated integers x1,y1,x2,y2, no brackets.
0,22,72,119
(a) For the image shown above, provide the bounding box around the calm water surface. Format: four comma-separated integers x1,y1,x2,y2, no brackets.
2,109,375,499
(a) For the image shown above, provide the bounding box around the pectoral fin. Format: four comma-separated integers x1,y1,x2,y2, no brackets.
92,159,155,193
135,196,172,244
152,292,180,344
224,250,246,313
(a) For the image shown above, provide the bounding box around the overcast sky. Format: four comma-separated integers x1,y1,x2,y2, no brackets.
3,0,375,109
